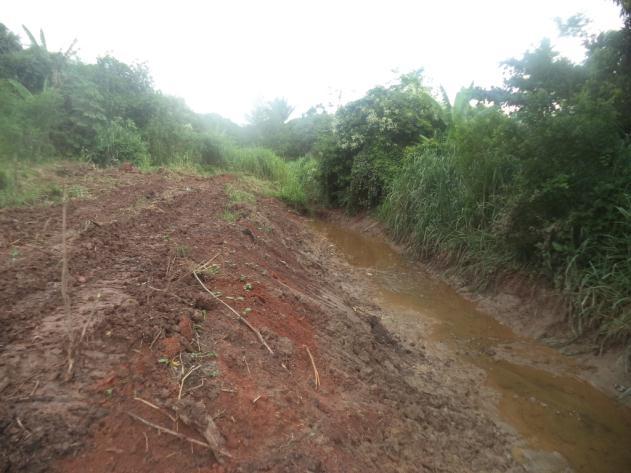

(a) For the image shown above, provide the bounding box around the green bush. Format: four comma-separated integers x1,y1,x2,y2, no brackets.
316,71,446,210
93,118,149,166
0,80,61,160
197,134,225,166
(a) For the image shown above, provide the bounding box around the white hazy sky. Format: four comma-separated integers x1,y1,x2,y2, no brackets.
3,0,624,123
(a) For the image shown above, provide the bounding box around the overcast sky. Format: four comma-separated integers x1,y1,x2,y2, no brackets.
3,0,624,123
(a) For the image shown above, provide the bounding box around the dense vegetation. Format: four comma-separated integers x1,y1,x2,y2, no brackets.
0,24,306,206
304,10,631,345
1,2,630,346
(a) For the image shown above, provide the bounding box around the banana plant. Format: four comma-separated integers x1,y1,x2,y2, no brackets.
440,85,475,129
22,25,77,89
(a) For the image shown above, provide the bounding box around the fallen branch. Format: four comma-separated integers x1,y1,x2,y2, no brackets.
149,328,163,350
165,255,175,279
196,253,221,273
127,412,209,448
192,271,274,355
303,346,320,389
133,396,176,422
29,380,40,397
188,378,205,392
16,417,31,437
21,243,60,257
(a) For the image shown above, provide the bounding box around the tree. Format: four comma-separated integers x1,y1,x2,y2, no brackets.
318,70,446,209
283,106,333,158
89,55,153,126
52,65,106,155
0,23,21,55
245,98,294,154
19,26,77,90
248,97,293,126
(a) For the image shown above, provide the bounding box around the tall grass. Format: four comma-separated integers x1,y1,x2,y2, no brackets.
380,147,515,281
561,200,631,343
0,136,318,211
220,146,318,210
223,147,288,182
277,157,319,210
380,145,631,345
0,158,79,207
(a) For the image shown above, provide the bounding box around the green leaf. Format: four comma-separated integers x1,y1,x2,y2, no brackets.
4,79,32,99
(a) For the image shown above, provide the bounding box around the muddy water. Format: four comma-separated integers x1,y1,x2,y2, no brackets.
311,220,631,473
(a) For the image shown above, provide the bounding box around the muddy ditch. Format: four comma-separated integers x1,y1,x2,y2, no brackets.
320,211,631,400
310,217,631,473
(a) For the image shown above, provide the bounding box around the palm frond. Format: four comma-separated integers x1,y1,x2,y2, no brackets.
22,25,39,48
39,29,47,51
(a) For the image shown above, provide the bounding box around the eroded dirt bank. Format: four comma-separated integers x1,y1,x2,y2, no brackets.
1,167,537,472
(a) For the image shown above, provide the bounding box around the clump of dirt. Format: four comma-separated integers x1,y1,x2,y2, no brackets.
0,168,520,472
178,314,194,341
160,337,182,358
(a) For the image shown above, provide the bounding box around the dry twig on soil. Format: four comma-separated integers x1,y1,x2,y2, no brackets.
243,355,251,376
147,285,194,307
188,378,205,392
165,254,175,279
61,193,75,381
178,365,202,400
16,417,31,437
29,380,39,397
192,269,274,355
196,253,221,273
304,345,320,389
127,412,210,448
149,327,163,350
133,396,176,422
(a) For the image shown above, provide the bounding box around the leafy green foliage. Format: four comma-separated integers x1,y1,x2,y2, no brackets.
93,118,149,166
224,146,288,182
278,156,320,209
0,24,21,56
317,70,446,209
283,106,333,159
244,98,294,154
0,78,62,160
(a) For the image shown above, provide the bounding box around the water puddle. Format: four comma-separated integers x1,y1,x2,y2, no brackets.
311,220,631,473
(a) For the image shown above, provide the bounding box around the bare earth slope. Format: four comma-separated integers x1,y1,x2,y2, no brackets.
0,168,519,472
